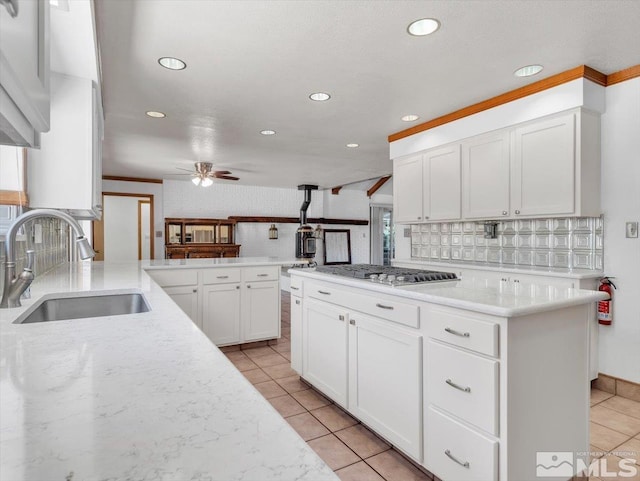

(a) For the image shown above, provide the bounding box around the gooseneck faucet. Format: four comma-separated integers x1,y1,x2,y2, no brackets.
1,209,96,308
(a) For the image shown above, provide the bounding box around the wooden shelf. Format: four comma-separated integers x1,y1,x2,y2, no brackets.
228,216,368,226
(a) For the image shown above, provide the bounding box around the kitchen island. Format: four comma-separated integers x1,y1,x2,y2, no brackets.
0,260,337,481
289,267,608,481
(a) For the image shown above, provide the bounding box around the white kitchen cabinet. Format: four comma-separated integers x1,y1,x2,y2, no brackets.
202,283,241,345
290,289,303,374
348,312,423,460
303,298,348,407
244,280,280,341
164,285,200,328
393,154,423,223
0,0,50,147
423,144,461,221
462,131,510,219
27,73,103,219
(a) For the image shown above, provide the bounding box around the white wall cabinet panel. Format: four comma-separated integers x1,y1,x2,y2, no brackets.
393,155,423,223
244,280,279,341
163,285,199,327
27,73,103,219
348,313,423,460
462,131,510,219
303,299,348,407
0,0,50,147
423,145,461,221
202,283,241,345
290,292,303,374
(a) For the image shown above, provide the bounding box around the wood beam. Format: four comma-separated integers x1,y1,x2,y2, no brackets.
228,216,368,226
0,190,28,206
331,186,343,195
103,175,163,184
367,176,391,197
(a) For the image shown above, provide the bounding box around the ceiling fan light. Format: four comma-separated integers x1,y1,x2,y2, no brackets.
201,177,213,187
192,177,201,186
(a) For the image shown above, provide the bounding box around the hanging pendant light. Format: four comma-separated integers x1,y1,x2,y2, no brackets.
268,224,278,239
314,225,323,239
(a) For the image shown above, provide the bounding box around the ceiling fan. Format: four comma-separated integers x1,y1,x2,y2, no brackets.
176,162,240,187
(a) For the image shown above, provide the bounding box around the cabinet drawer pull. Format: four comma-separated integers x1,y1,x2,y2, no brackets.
216,275,229,279
446,378,471,393
247,285,251,288
257,274,269,277
290,286,299,290
192,289,197,293
444,327,470,337
236,286,240,290
318,290,331,295
445,449,470,468
515,209,521,214
502,211,508,215
349,319,356,325
376,303,394,310
338,315,345,321
295,299,300,305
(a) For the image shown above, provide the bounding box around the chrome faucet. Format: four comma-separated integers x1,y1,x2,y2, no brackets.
1,209,96,308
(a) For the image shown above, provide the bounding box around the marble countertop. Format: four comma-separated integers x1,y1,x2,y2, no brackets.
392,258,603,280
143,256,309,270
289,268,608,318
0,261,337,481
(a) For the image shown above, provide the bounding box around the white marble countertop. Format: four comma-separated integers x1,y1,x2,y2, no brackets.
143,256,309,270
0,261,337,481
289,268,608,318
392,258,603,280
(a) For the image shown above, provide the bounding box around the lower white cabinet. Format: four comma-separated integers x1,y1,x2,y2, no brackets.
244,280,279,342
202,283,241,345
164,285,199,327
290,292,303,374
303,299,348,407
348,313,423,460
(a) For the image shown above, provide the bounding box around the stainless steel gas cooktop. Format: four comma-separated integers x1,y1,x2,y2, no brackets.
314,264,458,286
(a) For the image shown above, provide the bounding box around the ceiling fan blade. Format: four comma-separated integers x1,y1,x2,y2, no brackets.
216,175,240,181
213,170,231,175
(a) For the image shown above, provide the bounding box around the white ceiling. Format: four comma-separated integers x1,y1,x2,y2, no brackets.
94,0,640,189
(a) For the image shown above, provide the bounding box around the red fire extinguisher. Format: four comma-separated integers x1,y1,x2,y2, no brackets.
598,277,617,325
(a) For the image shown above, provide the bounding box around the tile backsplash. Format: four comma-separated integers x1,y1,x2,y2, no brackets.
410,217,603,270
0,217,70,293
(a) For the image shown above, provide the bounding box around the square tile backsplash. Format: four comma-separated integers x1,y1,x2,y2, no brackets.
411,217,603,270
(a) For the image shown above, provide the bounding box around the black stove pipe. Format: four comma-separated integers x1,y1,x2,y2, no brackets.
296,185,318,259
298,184,318,224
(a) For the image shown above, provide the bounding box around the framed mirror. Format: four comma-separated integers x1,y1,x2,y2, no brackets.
323,229,352,265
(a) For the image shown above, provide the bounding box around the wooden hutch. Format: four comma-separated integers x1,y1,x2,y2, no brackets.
164,218,241,259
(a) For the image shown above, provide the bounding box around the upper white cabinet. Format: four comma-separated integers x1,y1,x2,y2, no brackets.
0,0,50,147
395,108,601,223
462,131,510,219
394,146,461,223
27,73,103,219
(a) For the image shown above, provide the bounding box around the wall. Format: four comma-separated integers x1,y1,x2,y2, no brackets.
103,195,149,262
599,77,640,382
102,180,164,259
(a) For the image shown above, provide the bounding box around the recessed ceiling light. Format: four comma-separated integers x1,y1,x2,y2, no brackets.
158,57,187,70
514,64,544,77
146,111,166,118
309,92,331,102
260,130,276,135
401,114,419,122
346,143,359,148
407,18,440,36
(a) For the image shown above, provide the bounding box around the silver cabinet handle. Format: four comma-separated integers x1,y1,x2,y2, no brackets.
417,216,421,220
290,286,299,291
1,0,19,17
514,279,520,283
444,327,470,337
192,289,197,293
502,211,507,215
349,319,356,325
216,275,229,279
338,315,345,321
295,299,300,305
318,290,331,295
376,303,394,310
501,277,508,282
515,210,521,214
247,285,251,288
445,449,470,468
257,274,269,277
446,378,471,393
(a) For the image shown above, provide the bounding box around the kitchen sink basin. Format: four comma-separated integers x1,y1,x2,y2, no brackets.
13,290,151,324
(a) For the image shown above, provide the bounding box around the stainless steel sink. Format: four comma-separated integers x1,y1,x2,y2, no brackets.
13,290,151,324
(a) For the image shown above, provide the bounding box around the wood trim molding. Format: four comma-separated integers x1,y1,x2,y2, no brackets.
606,65,640,86
228,216,368,226
367,176,391,197
0,190,29,206
103,175,163,184
331,186,343,195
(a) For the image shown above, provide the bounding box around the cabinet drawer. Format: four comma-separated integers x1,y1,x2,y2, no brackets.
307,281,419,328
427,340,499,435
147,269,198,287
243,266,279,282
428,307,499,357
202,268,241,284
426,407,498,481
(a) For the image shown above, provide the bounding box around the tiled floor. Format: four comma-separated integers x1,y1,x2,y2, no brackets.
223,292,640,481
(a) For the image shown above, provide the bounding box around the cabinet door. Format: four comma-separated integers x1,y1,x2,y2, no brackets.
512,113,576,216
202,283,241,345
393,155,423,223
462,131,510,219
164,285,199,326
243,280,279,342
348,313,423,460
0,0,49,146
290,294,303,374
303,299,348,407
423,145,461,221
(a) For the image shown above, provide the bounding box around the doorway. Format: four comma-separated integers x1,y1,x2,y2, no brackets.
370,205,394,266
93,192,154,261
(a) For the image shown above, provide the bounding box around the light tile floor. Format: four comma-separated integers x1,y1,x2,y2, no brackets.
223,292,639,481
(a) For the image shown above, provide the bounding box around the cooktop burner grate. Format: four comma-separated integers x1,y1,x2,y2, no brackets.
314,264,458,285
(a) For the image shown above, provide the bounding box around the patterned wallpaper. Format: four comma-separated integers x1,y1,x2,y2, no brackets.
411,217,603,270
